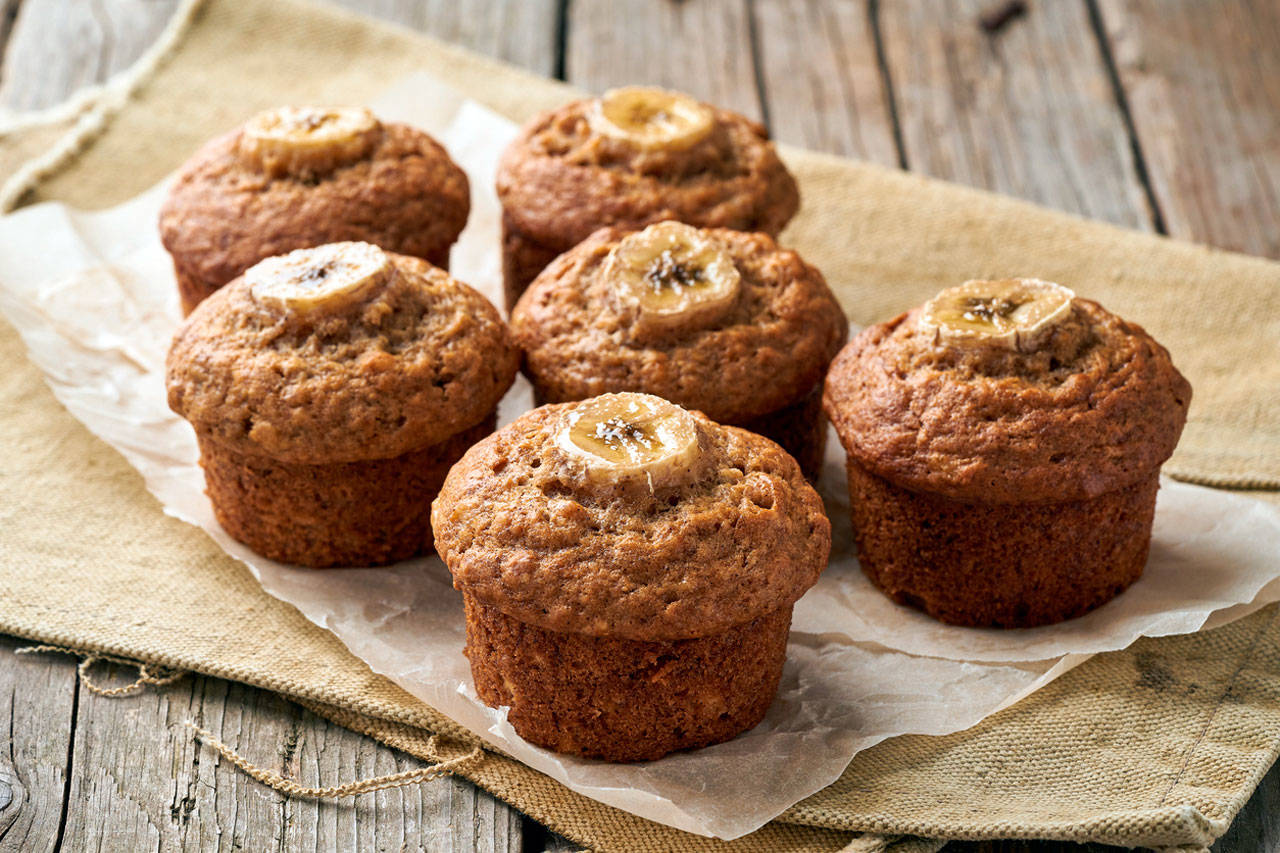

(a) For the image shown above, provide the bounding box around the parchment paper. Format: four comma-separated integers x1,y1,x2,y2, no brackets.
1,72,1279,840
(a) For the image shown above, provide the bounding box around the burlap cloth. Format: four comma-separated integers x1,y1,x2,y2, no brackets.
2,0,1279,850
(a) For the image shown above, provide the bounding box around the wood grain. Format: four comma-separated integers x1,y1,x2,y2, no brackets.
0,637,77,853
1,0,1280,850
1095,0,1280,258
329,0,561,77
876,0,1154,230
566,0,763,121
0,0,20,78
56,664,522,851
751,0,900,165
0,0,181,111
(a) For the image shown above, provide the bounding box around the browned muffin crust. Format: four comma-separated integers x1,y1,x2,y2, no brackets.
432,404,830,642
167,252,518,464
501,212,564,312
160,122,469,303
737,382,828,482
496,99,798,254
824,300,1191,503
847,460,1158,627
511,226,848,424
464,596,789,762
198,416,493,568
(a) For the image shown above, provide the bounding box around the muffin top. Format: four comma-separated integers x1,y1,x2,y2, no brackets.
159,107,470,292
496,87,799,252
167,242,517,464
432,393,831,641
824,278,1192,504
511,222,848,422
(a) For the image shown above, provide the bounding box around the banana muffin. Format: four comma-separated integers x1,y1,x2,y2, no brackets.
511,221,847,480
432,392,830,761
496,86,799,310
824,278,1191,628
160,106,469,314
166,242,517,568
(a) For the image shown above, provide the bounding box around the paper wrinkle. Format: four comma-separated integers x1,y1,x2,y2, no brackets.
1,71,1279,841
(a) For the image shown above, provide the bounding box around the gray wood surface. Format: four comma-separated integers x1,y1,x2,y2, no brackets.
0,637,74,853
0,0,182,110
0,636,525,853
1096,0,1280,258
330,0,562,78
1,0,1278,851
751,0,899,165
878,0,1154,231
566,0,764,120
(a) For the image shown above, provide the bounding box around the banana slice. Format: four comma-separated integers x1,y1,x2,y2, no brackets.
919,278,1076,351
239,106,381,177
555,393,702,488
248,242,391,313
589,87,715,151
603,221,741,338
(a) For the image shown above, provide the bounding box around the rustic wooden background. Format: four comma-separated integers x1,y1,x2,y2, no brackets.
1,0,1278,851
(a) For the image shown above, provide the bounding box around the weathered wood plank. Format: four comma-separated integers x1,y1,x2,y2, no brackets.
1,1,1277,850
876,0,1154,230
751,0,900,166
1095,0,1280,258
0,0,181,111
523,822,583,853
329,0,561,77
57,664,522,852
566,0,763,121
0,637,77,853
0,0,22,81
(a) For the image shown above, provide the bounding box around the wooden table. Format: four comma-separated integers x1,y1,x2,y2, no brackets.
1,1,1277,850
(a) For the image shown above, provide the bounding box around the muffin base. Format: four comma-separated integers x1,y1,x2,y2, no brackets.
198,415,493,568
176,244,454,316
464,595,791,762
846,461,1160,628
501,212,564,313
736,382,827,482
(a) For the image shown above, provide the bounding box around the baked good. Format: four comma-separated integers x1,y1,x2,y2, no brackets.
160,106,469,314
432,392,830,761
166,242,517,567
823,278,1192,628
495,86,799,310
511,221,847,479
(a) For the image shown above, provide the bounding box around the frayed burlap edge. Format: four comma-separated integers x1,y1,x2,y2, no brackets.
1,0,1276,848
0,0,205,213
11,620,1272,852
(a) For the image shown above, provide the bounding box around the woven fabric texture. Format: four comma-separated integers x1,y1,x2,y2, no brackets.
1,0,1278,850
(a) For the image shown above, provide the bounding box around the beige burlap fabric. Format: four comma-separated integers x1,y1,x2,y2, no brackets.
1,0,1278,850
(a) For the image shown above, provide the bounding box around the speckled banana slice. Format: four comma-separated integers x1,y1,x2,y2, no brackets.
556,393,701,487
239,106,380,177
248,242,391,313
603,221,741,337
919,278,1076,351
589,87,714,151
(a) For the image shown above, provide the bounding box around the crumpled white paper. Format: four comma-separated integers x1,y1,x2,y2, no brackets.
1,72,1279,841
